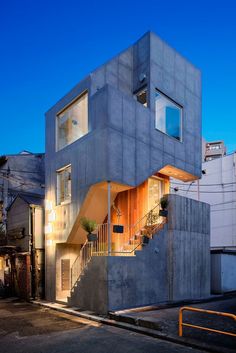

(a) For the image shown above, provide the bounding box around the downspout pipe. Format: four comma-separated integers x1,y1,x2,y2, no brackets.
29,206,36,299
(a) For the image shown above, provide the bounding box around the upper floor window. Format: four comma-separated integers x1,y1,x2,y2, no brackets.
207,144,221,151
135,88,147,107
57,165,71,205
155,90,182,141
57,92,88,151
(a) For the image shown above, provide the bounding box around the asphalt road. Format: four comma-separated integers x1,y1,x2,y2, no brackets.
0,298,203,353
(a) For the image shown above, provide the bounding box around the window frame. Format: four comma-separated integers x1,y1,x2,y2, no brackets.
56,90,88,152
56,164,72,206
155,89,183,142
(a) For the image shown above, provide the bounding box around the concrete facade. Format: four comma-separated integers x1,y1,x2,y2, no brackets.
69,195,210,313
45,31,206,306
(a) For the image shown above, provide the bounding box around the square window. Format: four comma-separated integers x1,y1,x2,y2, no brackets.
57,165,71,205
57,92,88,151
155,90,182,141
135,88,147,107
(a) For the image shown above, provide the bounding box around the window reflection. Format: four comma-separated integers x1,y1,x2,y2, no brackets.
155,90,182,141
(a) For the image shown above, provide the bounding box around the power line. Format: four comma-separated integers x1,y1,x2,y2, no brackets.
212,208,236,212
0,168,42,174
171,181,236,187
170,187,236,194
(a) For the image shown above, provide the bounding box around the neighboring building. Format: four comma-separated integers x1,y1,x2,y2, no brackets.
172,152,236,248
0,151,45,235
203,140,226,162
0,152,45,299
171,152,236,294
45,31,210,313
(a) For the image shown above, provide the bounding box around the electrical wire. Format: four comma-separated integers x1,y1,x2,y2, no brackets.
0,168,42,174
170,187,236,194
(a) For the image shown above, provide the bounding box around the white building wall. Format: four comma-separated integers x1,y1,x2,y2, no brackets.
171,153,236,248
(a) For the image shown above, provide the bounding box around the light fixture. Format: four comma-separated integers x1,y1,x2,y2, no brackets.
45,223,53,234
48,210,56,222
45,200,53,211
139,73,146,82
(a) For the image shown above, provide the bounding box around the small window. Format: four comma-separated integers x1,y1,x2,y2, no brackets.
57,165,71,205
57,92,88,151
135,88,147,107
155,90,182,141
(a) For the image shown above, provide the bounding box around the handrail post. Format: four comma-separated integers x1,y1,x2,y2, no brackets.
179,307,183,337
107,181,111,256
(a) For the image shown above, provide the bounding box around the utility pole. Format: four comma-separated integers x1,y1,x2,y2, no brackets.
2,167,10,234
107,181,111,256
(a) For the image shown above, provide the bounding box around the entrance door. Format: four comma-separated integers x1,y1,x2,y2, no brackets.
148,176,164,212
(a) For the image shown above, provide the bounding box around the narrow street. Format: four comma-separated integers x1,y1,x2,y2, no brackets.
0,298,203,353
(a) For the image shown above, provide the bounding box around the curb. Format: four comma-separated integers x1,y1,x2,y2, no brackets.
31,300,234,353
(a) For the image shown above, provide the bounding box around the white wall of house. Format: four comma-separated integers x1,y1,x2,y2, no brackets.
171,152,236,248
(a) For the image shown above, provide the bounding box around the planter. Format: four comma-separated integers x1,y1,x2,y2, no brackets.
113,225,124,233
159,209,168,217
87,233,98,242
142,235,149,245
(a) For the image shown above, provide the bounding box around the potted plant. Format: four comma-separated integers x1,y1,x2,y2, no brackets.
159,197,168,217
80,217,97,242
141,229,150,245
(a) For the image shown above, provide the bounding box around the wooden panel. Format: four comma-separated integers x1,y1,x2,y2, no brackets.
111,174,169,228
61,259,70,291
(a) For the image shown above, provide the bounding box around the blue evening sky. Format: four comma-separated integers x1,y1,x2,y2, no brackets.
1,0,236,154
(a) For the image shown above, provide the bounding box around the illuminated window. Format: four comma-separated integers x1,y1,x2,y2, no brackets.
135,88,147,107
155,90,182,141
57,92,88,151
57,165,71,205
148,177,164,211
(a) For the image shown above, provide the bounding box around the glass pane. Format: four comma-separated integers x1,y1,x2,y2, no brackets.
148,177,163,211
57,166,71,205
155,91,182,141
57,92,88,150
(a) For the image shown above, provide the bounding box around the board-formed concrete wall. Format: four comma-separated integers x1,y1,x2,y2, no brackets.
69,194,210,313
45,31,202,302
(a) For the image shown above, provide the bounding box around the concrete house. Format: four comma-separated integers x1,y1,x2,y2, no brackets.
45,31,210,314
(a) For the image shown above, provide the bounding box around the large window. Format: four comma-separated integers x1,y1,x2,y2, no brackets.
57,165,71,205
155,90,182,141
57,92,88,151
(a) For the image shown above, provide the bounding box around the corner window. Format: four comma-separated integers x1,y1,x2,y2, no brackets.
57,92,88,151
155,90,182,141
135,88,147,107
57,165,71,205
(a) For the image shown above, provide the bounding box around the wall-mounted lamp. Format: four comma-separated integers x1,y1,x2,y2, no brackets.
46,239,53,246
139,73,147,82
45,223,53,234
45,200,53,211
48,210,56,222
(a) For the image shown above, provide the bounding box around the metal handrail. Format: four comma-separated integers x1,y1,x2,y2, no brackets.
71,204,166,290
179,306,236,338
132,202,160,229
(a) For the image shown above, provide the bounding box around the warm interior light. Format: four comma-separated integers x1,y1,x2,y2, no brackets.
45,223,53,234
46,239,53,246
48,210,56,222
45,200,53,211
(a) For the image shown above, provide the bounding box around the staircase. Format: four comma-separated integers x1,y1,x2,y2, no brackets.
69,203,167,297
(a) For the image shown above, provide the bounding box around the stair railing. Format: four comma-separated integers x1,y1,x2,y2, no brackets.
71,203,167,290
71,240,92,291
